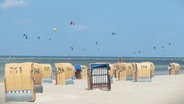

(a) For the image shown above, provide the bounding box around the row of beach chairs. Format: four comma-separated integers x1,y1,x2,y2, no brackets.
3,62,180,102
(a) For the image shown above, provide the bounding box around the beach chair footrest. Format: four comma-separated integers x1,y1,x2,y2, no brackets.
65,79,74,85
5,90,34,102
137,78,152,82
43,78,53,83
35,84,43,93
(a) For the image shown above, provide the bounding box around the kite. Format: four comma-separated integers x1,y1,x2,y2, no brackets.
23,34,28,39
95,41,98,45
154,46,156,50
138,51,141,54
70,21,75,26
82,48,87,51
53,27,57,32
112,32,116,35
71,46,74,51
169,42,171,46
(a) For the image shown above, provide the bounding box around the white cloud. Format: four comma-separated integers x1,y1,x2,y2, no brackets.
0,0,28,9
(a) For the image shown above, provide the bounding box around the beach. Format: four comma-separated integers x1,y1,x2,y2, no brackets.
0,74,184,104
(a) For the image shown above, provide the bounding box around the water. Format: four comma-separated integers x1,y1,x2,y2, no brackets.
0,56,184,82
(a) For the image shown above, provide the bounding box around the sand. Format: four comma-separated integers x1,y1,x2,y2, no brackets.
0,74,184,104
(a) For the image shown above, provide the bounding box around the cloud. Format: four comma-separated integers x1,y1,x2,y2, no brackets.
0,0,28,9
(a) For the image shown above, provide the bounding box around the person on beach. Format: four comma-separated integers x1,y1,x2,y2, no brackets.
68,58,71,62
118,57,123,63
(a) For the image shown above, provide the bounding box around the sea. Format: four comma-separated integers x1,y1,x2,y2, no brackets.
0,56,184,82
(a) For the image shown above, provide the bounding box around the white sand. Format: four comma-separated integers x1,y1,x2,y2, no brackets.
1,74,184,104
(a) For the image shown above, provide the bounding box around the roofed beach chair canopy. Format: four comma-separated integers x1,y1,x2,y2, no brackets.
169,63,180,75
40,63,53,83
55,63,75,85
132,62,152,82
4,62,45,102
87,63,111,91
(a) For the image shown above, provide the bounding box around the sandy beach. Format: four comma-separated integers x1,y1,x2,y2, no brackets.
0,74,184,104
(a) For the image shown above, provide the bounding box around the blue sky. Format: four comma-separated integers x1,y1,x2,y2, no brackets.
0,0,184,57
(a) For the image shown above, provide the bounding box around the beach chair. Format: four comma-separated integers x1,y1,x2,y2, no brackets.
27,62,43,93
114,62,134,81
132,63,152,82
55,63,75,85
141,62,155,77
92,62,113,82
40,64,53,83
113,63,120,78
169,63,180,75
87,63,111,91
4,63,36,102
80,65,87,80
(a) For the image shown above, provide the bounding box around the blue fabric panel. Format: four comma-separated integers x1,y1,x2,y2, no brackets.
75,65,81,70
91,64,110,72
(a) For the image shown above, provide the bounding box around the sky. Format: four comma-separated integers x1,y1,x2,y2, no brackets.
0,0,184,57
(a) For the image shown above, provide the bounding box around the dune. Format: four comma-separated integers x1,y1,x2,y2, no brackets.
0,74,184,104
